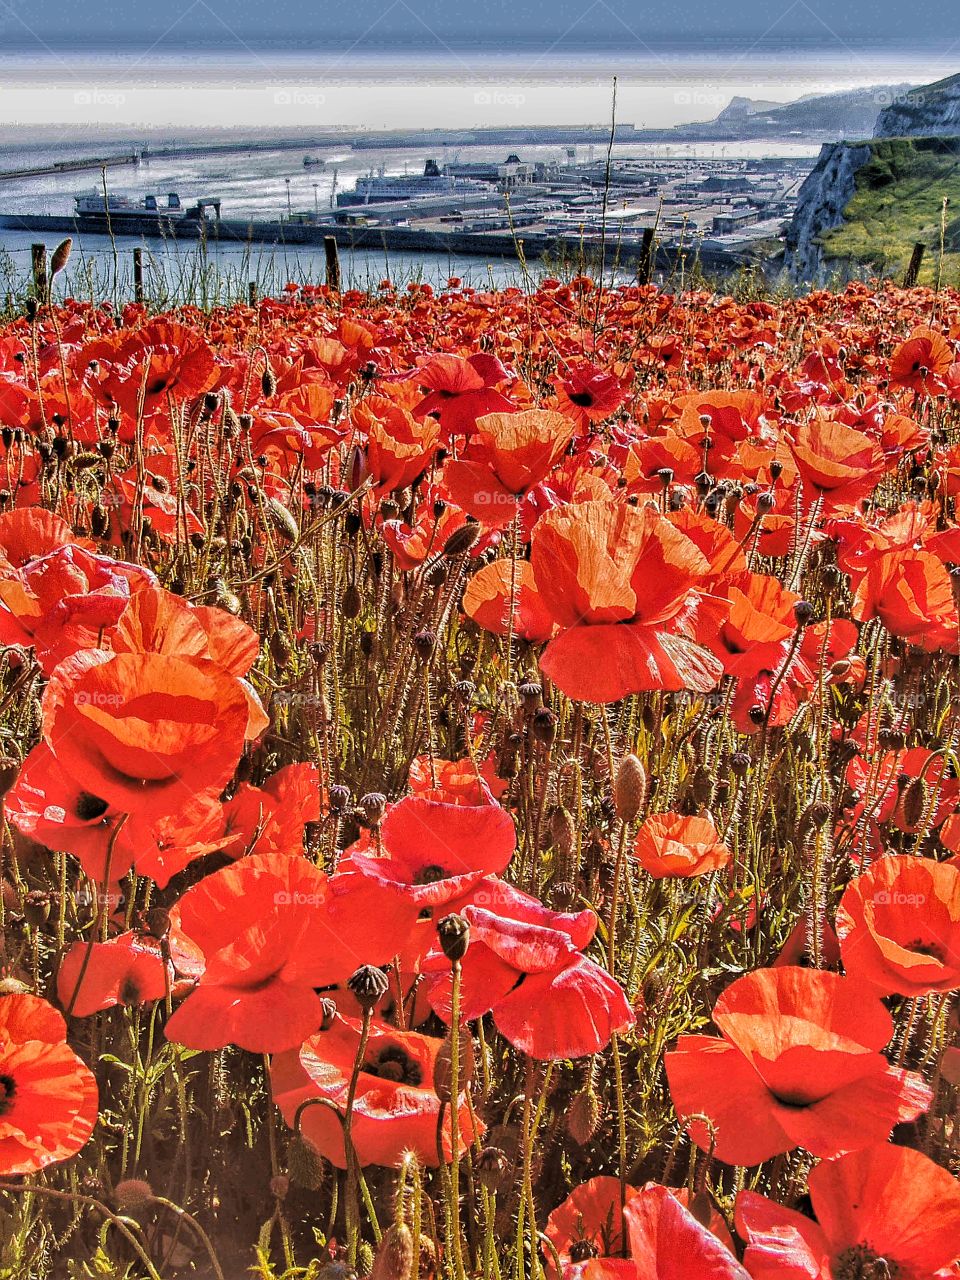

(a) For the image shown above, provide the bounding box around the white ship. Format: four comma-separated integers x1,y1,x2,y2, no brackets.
336,159,488,207
74,191,188,221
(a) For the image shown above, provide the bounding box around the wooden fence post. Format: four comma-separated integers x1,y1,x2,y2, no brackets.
637,227,655,285
324,236,342,293
903,241,925,288
248,281,258,306
31,243,48,304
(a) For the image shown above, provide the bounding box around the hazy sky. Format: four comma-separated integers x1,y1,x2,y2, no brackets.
2,0,957,49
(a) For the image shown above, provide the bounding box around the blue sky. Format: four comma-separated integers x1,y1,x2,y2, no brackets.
3,0,957,49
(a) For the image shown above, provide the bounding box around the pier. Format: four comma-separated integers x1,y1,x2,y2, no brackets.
0,153,141,183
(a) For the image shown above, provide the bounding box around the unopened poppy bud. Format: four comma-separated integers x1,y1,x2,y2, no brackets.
691,766,714,806
357,1242,375,1277
287,1134,326,1190
566,1086,602,1145
476,1146,509,1191
532,707,558,746
613,753,647,822
270,632,292,667
902,776,927,828
23,889,50,927
50,237,72,277
443,521,481,559
267,497,299,543
434,1031,475,1104
0,755,19,798
114,1179,155,1211
437,913,470,963
347,964,389,1012
357,791,386,826
794,600,814,627
143,907,170,939
549,806,576,857
261,365,277,398
341,583,363,619
371,1223,414,1280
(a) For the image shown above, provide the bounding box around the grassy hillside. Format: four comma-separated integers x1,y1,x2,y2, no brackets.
822,136,960,281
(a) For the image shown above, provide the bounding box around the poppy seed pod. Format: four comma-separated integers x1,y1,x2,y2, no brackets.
793,600,815,627
261,365,277,398
518,681,543,712
613,753,647,823
436,913,470,963
731,751,751,778
329,784,351,812
346,965,389,1013
476,1145,509,1191
413,630,436,661
357,791,387,826
23,889,51,927
532,707,558,746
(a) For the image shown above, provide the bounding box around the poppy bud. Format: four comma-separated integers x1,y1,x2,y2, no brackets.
357,1243,375,1277
566,1086,602,1145
261,366,277,398
357,792,387,826
114,1179,155,1211
434,1032,475,1104
443,521,481,559
0,755,19,798
346,964,389,1012
91,503,111,539
613,753,647,823
371,1223,414,1280
549,806,576,859
436,913,470,963
270,632,292,667
341,583,362,619
532,707,558,746
287,1134,326,1190
267,497,299,543
793,600,815,627
902,777,927,828
691,766,714,806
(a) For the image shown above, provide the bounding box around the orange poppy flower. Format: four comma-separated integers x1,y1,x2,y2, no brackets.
851,547,959,650
836,854,960,996
56,932,171,1017
414,351,515,438
665,966,931,1166
0,992,98,1175
462,559,556,643
632,813,731,879
789,416,884,512
352,395,440,496
529,500,723,703
271,1013,480,1168
623,1184,749,1280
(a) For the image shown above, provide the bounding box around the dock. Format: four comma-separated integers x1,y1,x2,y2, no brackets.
0,210,759,275
0,154,141,183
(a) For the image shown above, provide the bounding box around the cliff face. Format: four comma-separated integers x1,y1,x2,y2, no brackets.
784,141,873,281
875,74,960,137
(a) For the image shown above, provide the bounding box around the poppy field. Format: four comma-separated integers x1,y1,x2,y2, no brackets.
3,268,960,1278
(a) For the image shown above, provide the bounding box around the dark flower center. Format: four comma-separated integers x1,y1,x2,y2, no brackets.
568,1241,600,1262
0,1073,16,1117
75,791,110,822
414,865,447,885
905,938,947,962
568,391,594,407
834,1245,900,1279
119,976,142,1005
364,1045,423,1086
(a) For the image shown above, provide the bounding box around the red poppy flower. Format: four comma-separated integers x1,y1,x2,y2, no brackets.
271,1013,480,1168
789,416,884,513
462,559,556,643
443,409,575,529
698,573,800,679
165,853,418,1053
624,1184,749,1280
56,932,171,1017
836,854,960,996
407,753,507,805
554,363,626,431
529,500,723,702
665,966,932,1166
890,325,954,395
736,1144,960,1279
632,813,731,879
0,509,87,572
347,794,516,909
851,547,959,650
414,352,515,438
351,396,440,495
0,992,98,1175
42,651,252,823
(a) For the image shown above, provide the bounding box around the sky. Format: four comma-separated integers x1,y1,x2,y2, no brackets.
2,0,958,51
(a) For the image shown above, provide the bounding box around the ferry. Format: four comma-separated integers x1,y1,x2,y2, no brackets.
74,191,189,221
336,159,488,207
303,155,326,169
